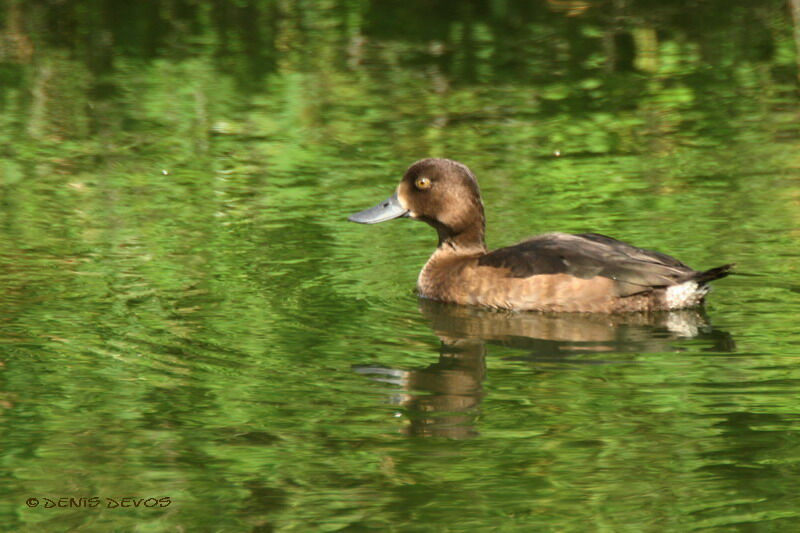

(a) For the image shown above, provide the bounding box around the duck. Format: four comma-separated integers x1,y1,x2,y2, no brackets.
348,158,732,313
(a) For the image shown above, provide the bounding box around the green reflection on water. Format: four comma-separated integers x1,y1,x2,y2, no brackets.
1,0,800,531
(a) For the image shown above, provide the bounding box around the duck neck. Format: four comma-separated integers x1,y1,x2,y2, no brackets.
436,223,487,254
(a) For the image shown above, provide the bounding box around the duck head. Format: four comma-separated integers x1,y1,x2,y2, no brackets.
348,158,487,250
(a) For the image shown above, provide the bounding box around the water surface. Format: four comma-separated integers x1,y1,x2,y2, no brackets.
1,1,800,531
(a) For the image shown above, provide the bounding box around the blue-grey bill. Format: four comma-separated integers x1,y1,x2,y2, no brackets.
347,193,409,224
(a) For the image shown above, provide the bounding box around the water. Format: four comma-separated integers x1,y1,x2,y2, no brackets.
1,1,799,531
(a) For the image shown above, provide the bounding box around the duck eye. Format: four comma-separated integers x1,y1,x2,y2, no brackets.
415,176,432,190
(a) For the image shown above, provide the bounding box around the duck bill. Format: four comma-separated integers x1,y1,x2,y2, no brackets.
348,192,409,224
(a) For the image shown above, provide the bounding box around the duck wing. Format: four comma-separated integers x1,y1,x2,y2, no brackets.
477,232,701,296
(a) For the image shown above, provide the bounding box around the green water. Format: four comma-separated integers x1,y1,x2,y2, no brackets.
2,1,800,531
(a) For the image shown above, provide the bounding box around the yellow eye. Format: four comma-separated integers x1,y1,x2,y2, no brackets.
415,176,432,190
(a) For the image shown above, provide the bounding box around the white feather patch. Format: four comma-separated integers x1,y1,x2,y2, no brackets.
665,281,709,309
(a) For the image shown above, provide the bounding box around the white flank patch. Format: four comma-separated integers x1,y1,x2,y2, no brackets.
665,281,709,309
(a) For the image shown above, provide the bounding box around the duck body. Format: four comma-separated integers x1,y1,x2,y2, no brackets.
349,158,731,313
417,231,730,313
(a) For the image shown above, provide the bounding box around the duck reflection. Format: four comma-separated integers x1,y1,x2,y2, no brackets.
355,300,734,438
419,300,735,358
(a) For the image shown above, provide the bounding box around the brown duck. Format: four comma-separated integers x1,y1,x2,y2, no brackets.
348,158,731,313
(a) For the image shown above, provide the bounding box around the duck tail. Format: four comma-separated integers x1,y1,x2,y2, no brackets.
692,264,734,284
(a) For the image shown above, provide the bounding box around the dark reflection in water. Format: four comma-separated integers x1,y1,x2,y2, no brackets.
357,300,735,438
420,300,736,358
357,335,487,439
